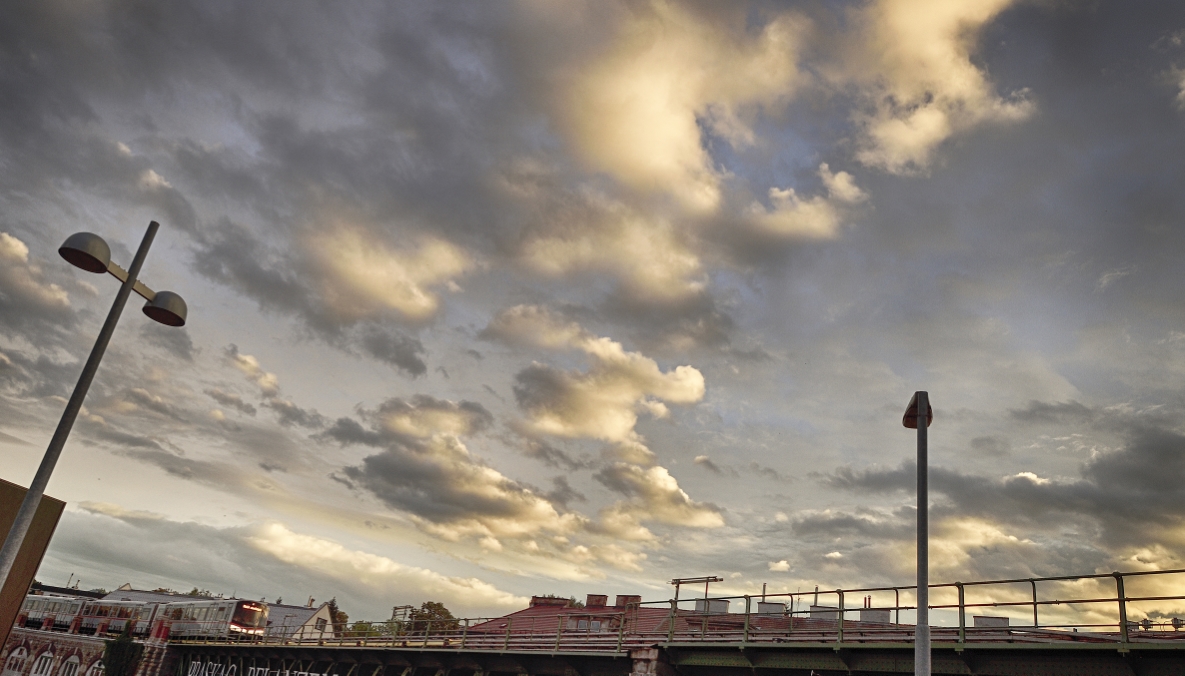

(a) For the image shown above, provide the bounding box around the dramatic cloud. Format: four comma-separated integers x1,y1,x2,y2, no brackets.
248,522,526,610
841,0,1033,173
552,1,802,212
1,0,1183,619
487,305,704,462
308,225,473,323
330,395,583,542
745,164,867,239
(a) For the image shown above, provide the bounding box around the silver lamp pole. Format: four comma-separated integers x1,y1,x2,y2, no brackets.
904,391,933,676
0,221,187,592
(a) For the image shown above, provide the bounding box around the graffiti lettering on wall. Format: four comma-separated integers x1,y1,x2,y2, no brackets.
186,664,332,676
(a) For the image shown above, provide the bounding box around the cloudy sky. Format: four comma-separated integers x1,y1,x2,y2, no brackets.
2,0,1185,623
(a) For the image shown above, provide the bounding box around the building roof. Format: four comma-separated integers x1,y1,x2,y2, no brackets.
29,583,105,599
266,602,330,636
100,589,234,604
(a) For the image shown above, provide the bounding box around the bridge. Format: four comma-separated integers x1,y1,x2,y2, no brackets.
10,568,1185,676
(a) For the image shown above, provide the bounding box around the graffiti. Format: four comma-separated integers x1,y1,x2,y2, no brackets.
245,669,330,676
185,663,236,676
186,664,331,676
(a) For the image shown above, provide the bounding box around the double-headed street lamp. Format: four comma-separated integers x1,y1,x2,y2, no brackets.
903,391,934,676
0,221,186,591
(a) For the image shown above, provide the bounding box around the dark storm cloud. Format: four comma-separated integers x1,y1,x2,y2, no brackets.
519,436,593,471
123,387,186,421
1009,400,1096,424
693,455,738,477
343,443,535,522
263,398,326,429
821,422,1185,549
205,388,257,416
325,395,570,533
791,510,911,540
969,435,1011,457
117,449,244,487
138,322,195,362
358,326,428,377
545,476,586,508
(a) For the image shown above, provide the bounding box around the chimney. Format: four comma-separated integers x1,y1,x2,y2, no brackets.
530,596,571,608
586,594,608,608
615,595,641,608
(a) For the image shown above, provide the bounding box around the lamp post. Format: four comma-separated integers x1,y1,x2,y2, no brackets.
903,391,933,676
0,221,186,592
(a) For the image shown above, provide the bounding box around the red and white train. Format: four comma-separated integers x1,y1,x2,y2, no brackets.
19,594,268,639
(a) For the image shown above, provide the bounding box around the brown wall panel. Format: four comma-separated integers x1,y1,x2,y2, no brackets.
0,479,66,648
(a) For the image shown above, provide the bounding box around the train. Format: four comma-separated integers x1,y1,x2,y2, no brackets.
18,594,269,638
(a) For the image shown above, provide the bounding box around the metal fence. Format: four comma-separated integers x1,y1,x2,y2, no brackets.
37,568,1185,651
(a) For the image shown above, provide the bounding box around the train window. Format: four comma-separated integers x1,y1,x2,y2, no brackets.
30,652,54,676
58,657,80,676
170,608,183,621
232,603,265,629
3,647,28,675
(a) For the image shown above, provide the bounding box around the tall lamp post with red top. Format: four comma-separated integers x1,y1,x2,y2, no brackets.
0,221,187,594
903,391,934,676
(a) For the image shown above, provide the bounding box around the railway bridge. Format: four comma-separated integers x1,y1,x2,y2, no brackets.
10,568,1185,676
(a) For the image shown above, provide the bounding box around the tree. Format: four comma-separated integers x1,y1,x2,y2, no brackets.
408,601,458,635
326,597,349,637
344,621,374,638
102,624,143,676
186,588,214,597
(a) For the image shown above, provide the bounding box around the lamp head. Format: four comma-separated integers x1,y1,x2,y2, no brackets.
59,232,111,273
143,291,187,327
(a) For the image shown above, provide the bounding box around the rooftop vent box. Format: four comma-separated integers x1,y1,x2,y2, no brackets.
860,609,891,624
757,602,785,616
809,605,839,620
694,599,729,615
529,596,571,608
973,616,1009,628
615,595,641,608
586,594,608,608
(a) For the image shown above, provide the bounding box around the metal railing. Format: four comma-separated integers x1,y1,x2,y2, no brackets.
21,568,1185,652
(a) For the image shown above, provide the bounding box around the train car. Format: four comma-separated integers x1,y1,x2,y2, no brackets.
161,599,268,638
19,595,85,631
77,599,160,636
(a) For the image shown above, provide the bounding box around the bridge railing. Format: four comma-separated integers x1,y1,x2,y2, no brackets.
87,568,1185,650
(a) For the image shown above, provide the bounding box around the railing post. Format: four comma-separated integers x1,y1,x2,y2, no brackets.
1114,572,1129,645
503,617,512,651
554,616,563,651
667,599,677,643
616,611,626,652
743,595,751,643
894,588,900,626
1030,579,1038,628
424,620,431,648
836,590,844,645
461,619,469,649
956,582,965,646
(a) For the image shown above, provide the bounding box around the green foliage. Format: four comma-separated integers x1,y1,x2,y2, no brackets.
102,625,143,676
407,601,458,635
326,597,349,637
186,587,214,597
344,621,374,637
